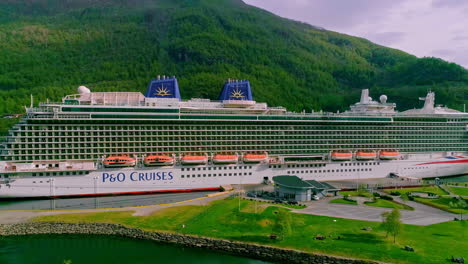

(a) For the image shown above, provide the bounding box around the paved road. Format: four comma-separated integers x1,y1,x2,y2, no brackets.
0,191,232,224
293,196,460,226
0,192,216,211
326,177,422,190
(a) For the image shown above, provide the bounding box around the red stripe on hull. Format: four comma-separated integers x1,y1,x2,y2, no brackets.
416,159,468,166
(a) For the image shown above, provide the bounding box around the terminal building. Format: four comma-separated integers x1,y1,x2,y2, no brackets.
273,175,339,201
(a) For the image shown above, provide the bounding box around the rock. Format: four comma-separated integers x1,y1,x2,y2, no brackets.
403,245,414,252
315,234,326,240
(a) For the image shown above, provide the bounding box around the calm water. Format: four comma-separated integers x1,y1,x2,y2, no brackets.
0,235,270,264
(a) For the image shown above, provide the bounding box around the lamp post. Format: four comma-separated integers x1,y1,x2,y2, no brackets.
238,165,243,212
333,219,337,238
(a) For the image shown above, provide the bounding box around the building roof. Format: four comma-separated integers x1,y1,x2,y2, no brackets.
320,182,340,190
305,180,327,189
273,175,339,191
273,176,313,189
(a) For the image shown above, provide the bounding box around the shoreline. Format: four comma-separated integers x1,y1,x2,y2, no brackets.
0,222,385,264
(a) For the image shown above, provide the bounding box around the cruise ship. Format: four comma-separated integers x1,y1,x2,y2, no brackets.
0,76,467,198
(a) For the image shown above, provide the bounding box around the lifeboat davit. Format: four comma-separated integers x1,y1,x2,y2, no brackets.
213,154,238,164
380,151,400,160
243,154,268,163
181,155,208,165
103,156,136,168
144,155,174,166
356,151,377,160
331,152,353,161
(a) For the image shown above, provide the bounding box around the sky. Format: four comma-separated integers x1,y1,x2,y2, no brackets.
244,0,468,69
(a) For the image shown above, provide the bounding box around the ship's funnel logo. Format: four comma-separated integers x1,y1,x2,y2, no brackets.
155,87,171,97
230,88,244,99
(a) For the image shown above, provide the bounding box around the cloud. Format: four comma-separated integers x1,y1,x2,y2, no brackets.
431,49,456,56
432,0,468,8
244,0,406,30
452,35,468,41
244,0,468,68
367,32,406,46
430,48,468,69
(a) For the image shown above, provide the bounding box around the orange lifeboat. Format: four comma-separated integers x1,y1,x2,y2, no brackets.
181,155,208,165
356,151,377,160
380,151,400,160
243,154,268,163
103,155,136,168
144,155,174,166
331,151,353,161
213,154,238,164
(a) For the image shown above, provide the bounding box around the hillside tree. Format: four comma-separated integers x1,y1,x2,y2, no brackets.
381,209,402,243
449,198,467,221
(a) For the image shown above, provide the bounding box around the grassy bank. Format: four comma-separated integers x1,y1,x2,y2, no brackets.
383,186,448,196
413,197,468,214
364,199,414,210
330,198,357,205
339,191,373,198
447,186,468,197
33,197,466,264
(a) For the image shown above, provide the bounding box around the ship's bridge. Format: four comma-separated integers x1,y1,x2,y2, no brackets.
346,89,396,115
400,91,464,115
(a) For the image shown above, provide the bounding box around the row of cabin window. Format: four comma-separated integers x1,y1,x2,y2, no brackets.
341,162,381,166
25,122,464,132
10,141,466,153
31,171,89,177
289,168,373,174
181,172,252,178
404,167,429,170
181,166,252,171
16,128,464,138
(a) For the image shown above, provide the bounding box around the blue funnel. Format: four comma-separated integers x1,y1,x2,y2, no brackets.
218,80,253,101
146,76,181,100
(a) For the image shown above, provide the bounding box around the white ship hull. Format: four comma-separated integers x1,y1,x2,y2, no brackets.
1,153,467,198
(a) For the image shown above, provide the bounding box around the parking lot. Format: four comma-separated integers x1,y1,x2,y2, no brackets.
293,196,459,225
240,183,461,226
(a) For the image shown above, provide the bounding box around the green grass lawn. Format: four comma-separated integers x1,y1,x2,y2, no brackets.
384,186,448,196
33,197,467,264
364,199,414,210
330,198,357,205
339,191,373,198
447,186,468,196
413,197,468,214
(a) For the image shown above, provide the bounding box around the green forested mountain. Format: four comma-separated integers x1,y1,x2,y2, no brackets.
0,0,467,117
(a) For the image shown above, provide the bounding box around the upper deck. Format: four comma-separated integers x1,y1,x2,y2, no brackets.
25,78,467,122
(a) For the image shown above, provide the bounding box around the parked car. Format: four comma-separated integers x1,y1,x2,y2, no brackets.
288,200,298,205
274,198,283,203
312,195,320,201
246,192,257,198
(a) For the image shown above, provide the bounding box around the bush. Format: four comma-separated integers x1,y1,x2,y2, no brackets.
381,195,394,201
343,195,354,202
390,191,401,196
408,195,415,201
373,192,381,197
